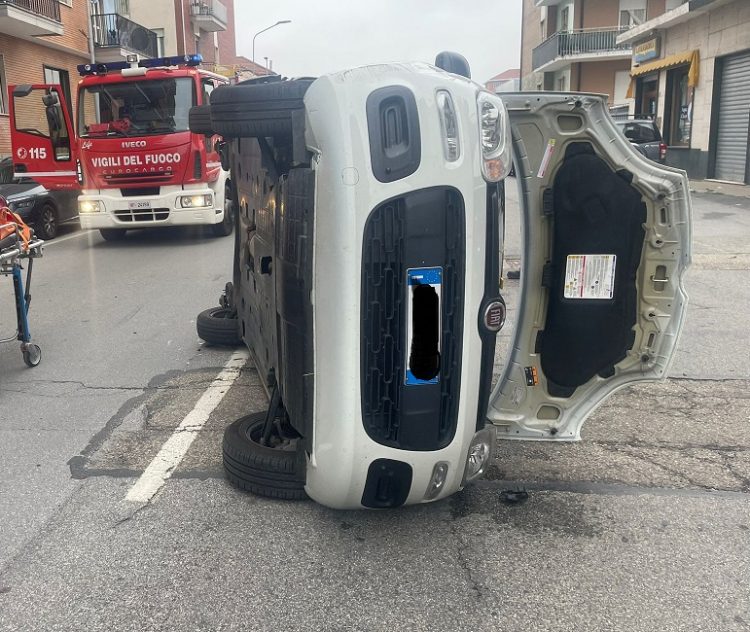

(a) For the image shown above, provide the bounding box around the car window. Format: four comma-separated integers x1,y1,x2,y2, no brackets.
617,121,661,143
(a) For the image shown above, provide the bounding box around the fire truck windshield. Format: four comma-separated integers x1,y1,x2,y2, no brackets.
78,77,195,138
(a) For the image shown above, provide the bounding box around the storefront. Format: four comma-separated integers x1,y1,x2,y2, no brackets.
709,49,750,184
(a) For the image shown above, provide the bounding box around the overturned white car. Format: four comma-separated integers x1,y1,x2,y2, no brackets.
192,54,691,510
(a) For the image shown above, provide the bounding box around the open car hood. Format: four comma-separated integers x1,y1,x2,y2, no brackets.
489,92,691,441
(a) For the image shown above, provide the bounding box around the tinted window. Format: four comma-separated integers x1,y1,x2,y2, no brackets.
616,121,661,143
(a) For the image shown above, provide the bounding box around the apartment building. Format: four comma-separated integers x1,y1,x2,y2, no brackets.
485,69,521,94
520,0,638,111
0,0,90,159
617,0,750,183
128,0,265,79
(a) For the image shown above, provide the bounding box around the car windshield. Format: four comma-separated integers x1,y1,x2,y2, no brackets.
616,120,661,143
78,77,195,138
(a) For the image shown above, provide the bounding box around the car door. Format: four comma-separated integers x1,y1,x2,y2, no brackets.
8,84,80,191
488,92,691,441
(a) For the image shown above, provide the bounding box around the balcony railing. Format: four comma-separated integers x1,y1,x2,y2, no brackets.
92,13,157,59
532,27,631,71
190,0,227,25
0,0,60,21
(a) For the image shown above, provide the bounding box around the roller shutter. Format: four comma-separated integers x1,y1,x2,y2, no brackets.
714,51,750,183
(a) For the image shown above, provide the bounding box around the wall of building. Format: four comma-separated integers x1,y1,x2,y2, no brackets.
577,58,632,99
647,0,667,19
0,3,89,159
659,1,750,176
521,0,544,90
581,0,620,28
129,0,179,56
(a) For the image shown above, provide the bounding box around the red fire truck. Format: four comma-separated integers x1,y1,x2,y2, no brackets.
8,54,234,241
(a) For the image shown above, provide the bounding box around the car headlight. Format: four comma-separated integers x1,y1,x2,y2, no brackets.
462,427,496,484
178,194,212,209
79,200,103,213
10,197,34,211
436,90,460,162
477,91,512,182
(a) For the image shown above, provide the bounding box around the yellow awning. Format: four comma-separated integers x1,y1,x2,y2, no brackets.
626,50,700,98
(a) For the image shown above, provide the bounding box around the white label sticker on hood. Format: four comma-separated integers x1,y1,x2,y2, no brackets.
564,254,616,300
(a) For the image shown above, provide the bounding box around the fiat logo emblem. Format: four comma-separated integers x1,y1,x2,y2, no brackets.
483,300,506,333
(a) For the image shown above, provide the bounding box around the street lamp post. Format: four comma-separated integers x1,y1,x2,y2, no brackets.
252,20,292,64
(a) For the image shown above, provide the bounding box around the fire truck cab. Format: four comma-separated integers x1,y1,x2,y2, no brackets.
8,54,234,240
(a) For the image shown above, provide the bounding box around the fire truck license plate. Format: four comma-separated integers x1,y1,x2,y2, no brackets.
128,201,152,210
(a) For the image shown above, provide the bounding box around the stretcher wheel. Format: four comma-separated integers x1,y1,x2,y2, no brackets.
22,344,41,368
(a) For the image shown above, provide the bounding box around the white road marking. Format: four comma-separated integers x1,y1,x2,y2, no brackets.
43,229,92,246
126,349,249,503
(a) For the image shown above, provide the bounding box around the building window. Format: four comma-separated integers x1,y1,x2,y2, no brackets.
560,6,570,32
665,65,692,146
0,55,7,114
43,66,72,114
619,9,646,27
152,27,165,57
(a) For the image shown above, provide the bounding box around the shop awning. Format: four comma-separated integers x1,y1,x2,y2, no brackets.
626,50,700,98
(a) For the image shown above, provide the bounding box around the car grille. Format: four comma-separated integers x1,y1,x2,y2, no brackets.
361,187,465,451
114,208,170,222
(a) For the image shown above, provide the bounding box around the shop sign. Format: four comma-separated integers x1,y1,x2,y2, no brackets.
634,37,661,64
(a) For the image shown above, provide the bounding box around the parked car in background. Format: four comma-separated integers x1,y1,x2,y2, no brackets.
0,158,78,240
614,119,668,164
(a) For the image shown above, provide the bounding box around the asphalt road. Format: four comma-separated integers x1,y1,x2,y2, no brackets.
0,183,748,631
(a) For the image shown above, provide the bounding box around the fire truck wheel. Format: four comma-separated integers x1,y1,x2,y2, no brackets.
211,186,235,237
196,307,242,346
99,229,127,241
189,105,215,136
222,412,307,501
209,79,314,139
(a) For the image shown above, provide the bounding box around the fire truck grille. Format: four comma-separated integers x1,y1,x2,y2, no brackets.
114,208,170,222
360,187,465,452
104,172,174,185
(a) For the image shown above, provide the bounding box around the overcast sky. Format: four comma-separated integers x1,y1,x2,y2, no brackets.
234,0,523,84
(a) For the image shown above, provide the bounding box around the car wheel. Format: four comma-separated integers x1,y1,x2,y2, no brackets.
189,104,215,136
222,412,307,500
209,78,314,139
35,202,58,240
211,184,235,237
99,229,127,241
196,307,242,346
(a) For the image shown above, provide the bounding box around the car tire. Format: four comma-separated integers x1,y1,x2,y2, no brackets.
99,228,127,241
196,307,242,346
209,78,314,139
211,184,235,237
189,104,215,136
222,412,307,500
35,202,58,240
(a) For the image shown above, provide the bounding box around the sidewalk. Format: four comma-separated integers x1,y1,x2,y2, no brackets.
690,178,750,199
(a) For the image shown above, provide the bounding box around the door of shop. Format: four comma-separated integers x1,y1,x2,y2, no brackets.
714,51,750,184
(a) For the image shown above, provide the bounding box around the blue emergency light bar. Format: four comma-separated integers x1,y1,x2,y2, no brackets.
77,54,203,76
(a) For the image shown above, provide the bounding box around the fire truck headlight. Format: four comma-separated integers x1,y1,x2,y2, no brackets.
178,194,213,209
79,200,102,214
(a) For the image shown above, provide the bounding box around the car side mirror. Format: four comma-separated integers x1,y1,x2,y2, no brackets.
435,51,471,79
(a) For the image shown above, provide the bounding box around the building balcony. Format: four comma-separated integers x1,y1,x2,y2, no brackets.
189,0,227,32
532,27,632,72
92,13,157,62
0,0,63,38
617,0,734,45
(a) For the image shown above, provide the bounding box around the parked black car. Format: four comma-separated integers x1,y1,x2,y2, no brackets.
0,158,78,239
615,119,667,164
